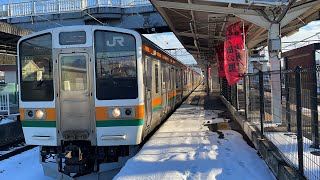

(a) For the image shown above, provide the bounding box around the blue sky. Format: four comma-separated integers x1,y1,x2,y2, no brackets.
143,33,197,64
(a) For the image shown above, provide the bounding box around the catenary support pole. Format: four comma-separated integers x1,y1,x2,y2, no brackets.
268,23,282,124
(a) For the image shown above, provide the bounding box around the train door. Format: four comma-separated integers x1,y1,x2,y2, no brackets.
161,63,167,116
173,68,176,107
192,73,194,89
58,53,93,140
145,57,153,129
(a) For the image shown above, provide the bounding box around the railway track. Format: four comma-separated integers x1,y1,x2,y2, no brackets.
0,142,35,161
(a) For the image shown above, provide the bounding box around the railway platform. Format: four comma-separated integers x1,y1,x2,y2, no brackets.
114,85,275,180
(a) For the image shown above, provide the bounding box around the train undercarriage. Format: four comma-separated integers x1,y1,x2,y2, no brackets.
40,141,130,177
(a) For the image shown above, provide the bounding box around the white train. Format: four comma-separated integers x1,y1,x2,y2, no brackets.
17,25,202,177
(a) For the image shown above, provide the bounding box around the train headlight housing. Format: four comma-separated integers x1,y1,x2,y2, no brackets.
112,108,121,118
125,109,132,116
123,107,135,118
24,109,46,120
27,110,34,118
35,110,45,119
109,107,135,118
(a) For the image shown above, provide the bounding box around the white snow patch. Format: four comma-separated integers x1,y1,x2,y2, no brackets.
203,118,230,125
0,147,54,180
0,118,14,125
265,132,320,180
213,110,224,114
115,104,275,180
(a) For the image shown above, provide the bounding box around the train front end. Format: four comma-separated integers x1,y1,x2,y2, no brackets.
17,26,144,177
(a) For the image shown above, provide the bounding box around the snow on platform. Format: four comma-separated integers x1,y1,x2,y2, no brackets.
115,104,275,180
265,132,320,180
0,147,54,180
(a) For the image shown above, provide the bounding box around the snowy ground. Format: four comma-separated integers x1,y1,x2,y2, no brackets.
0,147,54,180
115,104,275,180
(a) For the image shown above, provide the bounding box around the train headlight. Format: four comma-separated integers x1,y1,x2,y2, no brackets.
112,108,121,118
35,110,45,119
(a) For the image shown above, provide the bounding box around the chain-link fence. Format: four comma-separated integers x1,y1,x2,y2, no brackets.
221,67,320,180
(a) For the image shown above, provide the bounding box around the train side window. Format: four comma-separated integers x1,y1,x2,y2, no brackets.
176,69,178,88
172,68,174,88
162,68,165,90
155,64,159,94
147,60,152,91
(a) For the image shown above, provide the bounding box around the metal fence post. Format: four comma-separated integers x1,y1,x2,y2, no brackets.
228,83,231,102
244,75,248,120
55,0,59,12
235,83,239,110
31,0,35,15
6,93,10,115
259,70,265,137
295,66,304,176
285,71,291,132
219,78,222,96
311,65,319,148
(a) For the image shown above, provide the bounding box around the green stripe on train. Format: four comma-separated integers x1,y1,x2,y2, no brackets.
22,120,143,127
96,119,144,127
168,96,175,102
152,104,162,111
21,121,56,127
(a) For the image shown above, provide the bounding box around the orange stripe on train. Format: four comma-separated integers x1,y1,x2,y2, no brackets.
152,97,162,107
96,105,145,120
19,108,56,121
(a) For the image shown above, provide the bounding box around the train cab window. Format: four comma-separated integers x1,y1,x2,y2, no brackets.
155,64,159,94
94,31,138,100
19,33,54,101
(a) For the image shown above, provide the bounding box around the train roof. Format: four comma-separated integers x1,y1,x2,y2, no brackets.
141,35,201,75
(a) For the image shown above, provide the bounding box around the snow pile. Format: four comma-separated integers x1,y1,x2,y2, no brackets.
0,147,54,180
0,118,14,125
115,104,275,180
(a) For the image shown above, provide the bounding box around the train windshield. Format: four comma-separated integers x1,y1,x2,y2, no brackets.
94,31,138,100
19,33,54,101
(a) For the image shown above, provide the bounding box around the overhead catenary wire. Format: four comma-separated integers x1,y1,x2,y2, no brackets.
283,32,320,49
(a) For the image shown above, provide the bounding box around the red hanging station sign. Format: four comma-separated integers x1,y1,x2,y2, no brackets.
214,44,225,78
224,22,246,86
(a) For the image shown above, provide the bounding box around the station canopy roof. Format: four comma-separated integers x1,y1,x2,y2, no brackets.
150,0,320,64
0,22,32,55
